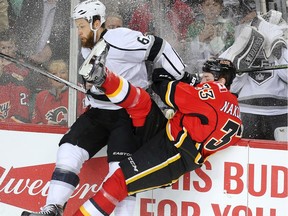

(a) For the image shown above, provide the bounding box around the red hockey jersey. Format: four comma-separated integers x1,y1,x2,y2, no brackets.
163,81,242,161
101,71,242,163
0,83,30,123
32,87,86,125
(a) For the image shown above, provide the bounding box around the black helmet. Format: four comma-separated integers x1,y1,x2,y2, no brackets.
202,58,236,88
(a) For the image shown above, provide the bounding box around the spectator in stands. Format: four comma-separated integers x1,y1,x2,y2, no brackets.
47,0,71,62
106,13,123,29
12,0,70,95
128,0,195,87
13,0,56,64
12,0,70,64
223,0,257,36
100,0,141,28
223,0,257,24
187,0,235,61
0,31,30,83
0,68,31,123
6,0,24,29
32,59,86,126
128,0,194,48
0,31,31,123
237,0,257,25
221,11,288,140
0,0,9,32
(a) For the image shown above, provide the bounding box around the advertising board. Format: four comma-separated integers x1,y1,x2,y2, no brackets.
0,128,287,216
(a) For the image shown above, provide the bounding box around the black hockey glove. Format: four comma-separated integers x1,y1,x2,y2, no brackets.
152,68,175,83
180,71,200,86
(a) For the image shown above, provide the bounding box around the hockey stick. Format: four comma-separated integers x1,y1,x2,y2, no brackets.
0,52,87,93
237,64,288,73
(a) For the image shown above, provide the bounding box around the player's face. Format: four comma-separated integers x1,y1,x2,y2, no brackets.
201,72,215,83
75,19,94,48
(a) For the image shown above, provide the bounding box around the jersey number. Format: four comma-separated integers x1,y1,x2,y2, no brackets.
198,84,215,100
20,93,28,105
205,119,242,151
137,36,150,45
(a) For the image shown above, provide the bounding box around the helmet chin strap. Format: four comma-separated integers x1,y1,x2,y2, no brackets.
93,29,97,43
89,22,99,44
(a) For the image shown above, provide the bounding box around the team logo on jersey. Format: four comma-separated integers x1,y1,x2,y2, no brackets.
249,51,273,85
249,71,273,85
45,106,68,125
0,101,11,120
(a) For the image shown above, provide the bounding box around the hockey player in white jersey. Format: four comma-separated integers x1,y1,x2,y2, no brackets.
220,10,288,140
21,0,197,216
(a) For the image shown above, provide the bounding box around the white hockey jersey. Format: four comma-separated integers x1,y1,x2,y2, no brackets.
230,48,288,116
81,27,186,109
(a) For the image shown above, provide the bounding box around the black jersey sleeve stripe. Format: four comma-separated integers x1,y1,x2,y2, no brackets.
87,90,110,101
147,36,163,61
171,46,186,67
108,43,146,51
162,53,184,76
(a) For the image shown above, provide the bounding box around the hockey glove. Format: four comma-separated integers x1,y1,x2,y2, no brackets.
152,68,175,83
180,71,199,86
79,39,109,86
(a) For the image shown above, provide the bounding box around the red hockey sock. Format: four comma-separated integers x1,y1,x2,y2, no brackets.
102,68,152,127
90,168,129,215
73,209,84,216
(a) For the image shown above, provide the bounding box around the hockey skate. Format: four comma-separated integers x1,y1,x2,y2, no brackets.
21,204,63,216
79,38,109,85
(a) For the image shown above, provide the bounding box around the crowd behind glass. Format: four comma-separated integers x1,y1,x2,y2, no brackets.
0,0,287,141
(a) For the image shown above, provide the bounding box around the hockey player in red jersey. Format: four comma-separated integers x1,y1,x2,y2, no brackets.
72,45,243,215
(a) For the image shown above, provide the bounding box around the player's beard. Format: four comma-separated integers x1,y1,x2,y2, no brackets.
81,31,95,48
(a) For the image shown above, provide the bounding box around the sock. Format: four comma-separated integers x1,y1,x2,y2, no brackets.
73,201,104,216
91,168,128,214
74,168,128,216
46,180,76,206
